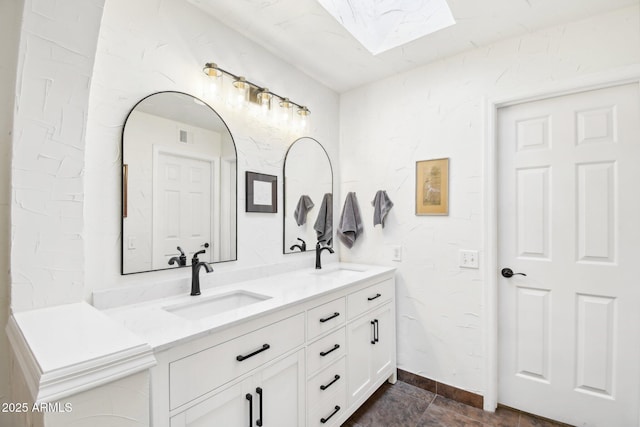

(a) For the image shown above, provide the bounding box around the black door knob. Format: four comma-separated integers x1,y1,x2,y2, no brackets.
501,268,527,278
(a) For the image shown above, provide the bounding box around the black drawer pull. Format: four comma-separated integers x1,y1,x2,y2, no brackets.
319,312,340,323
236,344,270,361
374,319,379,343
319,344,340,357
367,293,381,301
246,393,253,427
256,387,263,426
321,405,340,424
320,374,340,391
371,320,376,344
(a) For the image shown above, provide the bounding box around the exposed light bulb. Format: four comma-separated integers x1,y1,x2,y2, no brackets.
279,97,293,122
231,77,249,109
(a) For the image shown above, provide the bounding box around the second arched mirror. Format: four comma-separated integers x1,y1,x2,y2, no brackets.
121,91,237,274
283,138,333,254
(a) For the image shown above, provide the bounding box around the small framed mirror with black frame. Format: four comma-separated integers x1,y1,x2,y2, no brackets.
246,171,277,213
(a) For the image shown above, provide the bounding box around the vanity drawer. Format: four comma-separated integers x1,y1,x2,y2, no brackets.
308,388,347,427
347,279,393,320
169,313,304,410
307,327,346,376
307,357,346,409
307,297,346,340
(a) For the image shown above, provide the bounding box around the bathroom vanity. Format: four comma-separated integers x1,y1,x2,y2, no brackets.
105,263,396,427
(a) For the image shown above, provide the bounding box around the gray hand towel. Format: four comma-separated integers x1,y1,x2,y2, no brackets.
314,193,333,244
294,195,314,226
337,192,363,249
372,190,394,228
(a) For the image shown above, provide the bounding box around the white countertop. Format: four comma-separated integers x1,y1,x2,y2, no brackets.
105,263,395,351
6,302,156,403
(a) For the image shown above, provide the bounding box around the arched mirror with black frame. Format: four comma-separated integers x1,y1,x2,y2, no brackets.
283,137,333,254
121,91,237,274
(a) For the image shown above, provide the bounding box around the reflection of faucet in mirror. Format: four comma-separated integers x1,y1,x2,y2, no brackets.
290,238,306,252
191,249,213,296
168,246,187,267
315,240,334,269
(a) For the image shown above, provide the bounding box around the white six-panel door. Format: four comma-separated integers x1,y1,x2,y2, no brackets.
497,83,640,426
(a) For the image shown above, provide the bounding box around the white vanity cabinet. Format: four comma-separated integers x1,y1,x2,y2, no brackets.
154,311,306,427
147,266,396,427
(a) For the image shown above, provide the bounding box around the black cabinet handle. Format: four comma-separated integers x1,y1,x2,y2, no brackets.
320,312,340,323
320,344,340,357
246,393,253,427
367,293,381,301
237,344,270,361
371,320,376,344
320,374,340,391
374,319,379,343
321,405,340,424
256,387,263,427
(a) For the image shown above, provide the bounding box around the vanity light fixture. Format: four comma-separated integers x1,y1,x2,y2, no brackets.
202,61,310,118
257,88,272,105
297,106,310,117
203,62,222,77
232,76,249,90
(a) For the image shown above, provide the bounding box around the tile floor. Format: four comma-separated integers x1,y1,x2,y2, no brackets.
342,381,572,427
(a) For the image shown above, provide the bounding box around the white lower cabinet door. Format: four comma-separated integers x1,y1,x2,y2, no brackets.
170,380,251,427
371,303,394,380
253,350,305,427
347,302,394,406
170,350,304,427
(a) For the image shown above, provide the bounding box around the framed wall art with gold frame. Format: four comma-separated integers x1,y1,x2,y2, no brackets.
415,158,449,216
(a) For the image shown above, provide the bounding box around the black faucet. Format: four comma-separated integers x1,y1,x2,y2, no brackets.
290,238,307,252
315,240,334,269
168,246,187,267
191,249,213,296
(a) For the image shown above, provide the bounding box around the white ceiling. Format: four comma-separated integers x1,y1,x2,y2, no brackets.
188,0,637,93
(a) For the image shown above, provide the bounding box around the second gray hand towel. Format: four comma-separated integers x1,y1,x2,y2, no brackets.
314,193,333,244
372,190,394,228
337,192,363,249
294,195,314,226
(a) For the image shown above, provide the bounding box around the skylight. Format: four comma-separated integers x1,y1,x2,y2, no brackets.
316,0,456,55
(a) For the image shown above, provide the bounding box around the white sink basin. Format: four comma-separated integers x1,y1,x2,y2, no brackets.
310,265,367,278
163,290,272,320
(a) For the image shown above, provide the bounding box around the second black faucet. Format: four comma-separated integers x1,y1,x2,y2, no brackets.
315,240,334,269
191,249,213,296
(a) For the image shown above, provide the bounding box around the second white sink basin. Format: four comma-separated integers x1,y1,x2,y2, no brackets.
310,265,367,278
163,290,272,321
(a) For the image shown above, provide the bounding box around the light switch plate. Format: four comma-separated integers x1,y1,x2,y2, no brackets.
459,249,478,268
392,245,402,262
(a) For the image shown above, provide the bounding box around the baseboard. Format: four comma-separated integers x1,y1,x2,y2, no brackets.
397,369,483,409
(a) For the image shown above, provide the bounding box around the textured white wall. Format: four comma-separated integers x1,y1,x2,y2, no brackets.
1,1,23,426
85,0,340,297
339,5,640,394
10,0,106,312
